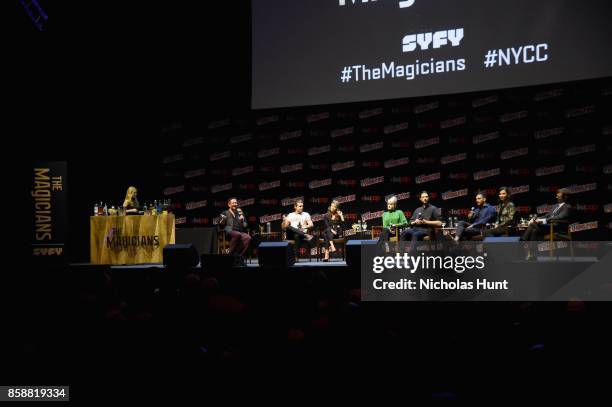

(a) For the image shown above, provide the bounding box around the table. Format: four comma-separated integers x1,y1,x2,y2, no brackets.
90,214,175,264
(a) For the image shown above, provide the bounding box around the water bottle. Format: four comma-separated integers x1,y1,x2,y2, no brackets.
448,217,453,228
103,202,108,216
266,222,271,233
94,202,99,216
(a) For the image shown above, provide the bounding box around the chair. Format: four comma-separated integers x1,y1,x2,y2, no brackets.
218,227,230,254
544,220,574,258
370,226,400,241
282,229,314,262
316,228,346,262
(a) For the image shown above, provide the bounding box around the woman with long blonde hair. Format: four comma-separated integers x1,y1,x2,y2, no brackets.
122,186,140,214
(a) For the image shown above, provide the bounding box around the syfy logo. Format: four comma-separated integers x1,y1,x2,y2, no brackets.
449,134,467,144
391,141,411,148
576,165,597,173
534,126,565,139
403,28,464,53
191,185,207,193
440,116,466,129
533,88,564,102
308,145,332,156
508,168,530,176
362,210,385,222
279,130,302,141
361,127,380,134
359,107,383,119
280,163,303,174
447,208,471,216
309,178,333,189
333,194,357,204
564,183,597,194
414,136,440,149
208,118,230,129
260,199,279,206
360,176,385,187
391,176,411,184
232,166,254,176
442,189,469,201
501,147,529,160
414,101,439,114
230,133,252,144
185,200,207,211
338,179,358,187
259,165,276,172
238,198,255,207
509,185,530,195
211,169,229,176
535,165,565,177
258,147,280,159
473,168,500,180
184,168,206,179
362,161,381,168
575,204,599,213
310,163,330,171
182,137,204,147
361,195,383,202
569,221,598,233
536,204,555,214
332,161,356,172
441,153,467,165
416,121,435,129
564,105,596,119
360,142,384,153
191,217,210,225
210,151,231,162
238,183,256,191
310,197,330,204
338,0,415,8
163,185,185,196
259,213,283,224
565,144,596,157
416,157,438,165
175,217,187,225
306,112,330,123
415,172,441,184
472,95,499,108
256,115,279,126
537,186,560,193
331,127,355,138
384,157,410,169
162,153,184,164
500,110,528,123
281,196,304,207
475,152,496,160
473,131,500,144
516,205,532,214
286,181,305,188
448,172,469,180
259,180,281,191
383,122,409,134
311,213,327,223
211,183,232,194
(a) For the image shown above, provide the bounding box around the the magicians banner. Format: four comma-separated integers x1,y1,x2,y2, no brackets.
31,162,67,261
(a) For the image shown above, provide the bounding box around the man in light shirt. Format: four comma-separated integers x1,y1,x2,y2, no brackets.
282,199,314,256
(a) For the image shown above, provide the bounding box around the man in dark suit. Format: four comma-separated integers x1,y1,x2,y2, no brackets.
219,197,251,258
521,188,571,242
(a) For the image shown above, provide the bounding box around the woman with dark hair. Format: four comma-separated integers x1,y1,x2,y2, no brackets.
484,186,516,237
322,200,344,261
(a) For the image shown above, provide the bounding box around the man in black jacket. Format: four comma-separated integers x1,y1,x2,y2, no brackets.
521,188,571,242
219,197,251,258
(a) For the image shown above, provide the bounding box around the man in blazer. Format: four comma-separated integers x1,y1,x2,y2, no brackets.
521,188,571,242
